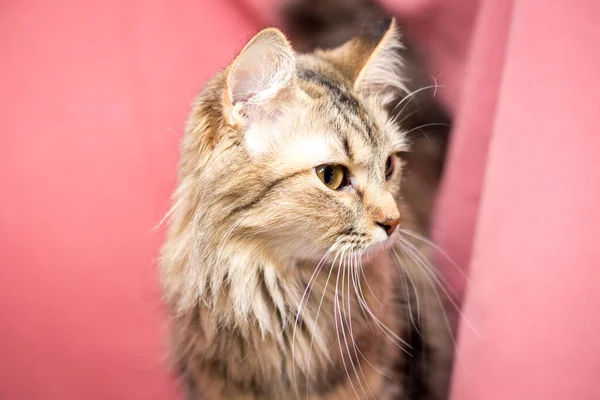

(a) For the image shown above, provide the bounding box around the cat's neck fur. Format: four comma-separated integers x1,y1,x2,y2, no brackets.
168,237,402,398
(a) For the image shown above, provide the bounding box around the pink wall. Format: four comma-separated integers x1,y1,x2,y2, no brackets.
381,0,600,398
0,1,262,398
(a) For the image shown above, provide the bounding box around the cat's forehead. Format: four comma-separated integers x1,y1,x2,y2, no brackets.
274,106,389,174
290,65,395,163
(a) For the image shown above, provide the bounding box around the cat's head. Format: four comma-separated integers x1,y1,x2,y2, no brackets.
173,19,410,264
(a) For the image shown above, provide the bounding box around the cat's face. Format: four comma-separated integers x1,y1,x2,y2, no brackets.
187,20,409,263
230,81,407,261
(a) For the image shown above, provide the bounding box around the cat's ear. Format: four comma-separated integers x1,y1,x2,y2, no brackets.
224,28,296,126
321,18,407,97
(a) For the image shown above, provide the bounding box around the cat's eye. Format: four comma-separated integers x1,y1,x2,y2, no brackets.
385,156,394,180
316,164,346,190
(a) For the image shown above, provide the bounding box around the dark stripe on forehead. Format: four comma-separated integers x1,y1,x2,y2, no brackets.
227,170,306,218
298,69,360,111
298,69,377,145
342,137,353,161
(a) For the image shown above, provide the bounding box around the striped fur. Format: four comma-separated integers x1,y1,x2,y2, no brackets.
280,0,452,233
160,20,451,400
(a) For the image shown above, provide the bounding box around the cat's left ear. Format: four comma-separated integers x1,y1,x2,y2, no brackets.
321,18,407,98
224,28,297,126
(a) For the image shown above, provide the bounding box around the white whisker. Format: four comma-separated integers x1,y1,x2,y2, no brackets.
340,251,369,399
397,236,477,335
391,84,445,120
397,238,479,389
402,122,451,137
392,248,421,334
396,238,475,374
352,256,375,333
359,267,383,308
355,257,412,353
292,243,336,399
399,228,467,279
397,239,456,339
350,264,393,380
302,246,342,399
334,250,361,399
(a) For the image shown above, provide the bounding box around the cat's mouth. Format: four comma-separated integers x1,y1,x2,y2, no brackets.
318,230,397,267
334,229,399,263
363,230,399,257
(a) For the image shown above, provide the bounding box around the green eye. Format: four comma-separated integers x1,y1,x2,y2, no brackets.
316,164,346,190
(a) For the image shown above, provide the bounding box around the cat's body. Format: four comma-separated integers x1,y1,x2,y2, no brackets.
161,20,451,400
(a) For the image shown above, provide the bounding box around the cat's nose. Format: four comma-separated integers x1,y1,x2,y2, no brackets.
376,217,400,236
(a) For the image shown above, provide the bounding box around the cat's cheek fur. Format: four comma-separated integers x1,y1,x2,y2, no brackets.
244,123,273,156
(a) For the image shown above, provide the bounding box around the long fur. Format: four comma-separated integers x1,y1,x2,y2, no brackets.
160,20,451,400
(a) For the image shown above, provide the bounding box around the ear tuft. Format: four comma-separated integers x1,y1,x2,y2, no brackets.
225,28,296,125
354,18,407,94
319,18,407,97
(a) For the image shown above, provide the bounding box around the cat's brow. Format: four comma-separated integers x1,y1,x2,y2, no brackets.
342,137,353,161
227,169,309,217
297,68,377,146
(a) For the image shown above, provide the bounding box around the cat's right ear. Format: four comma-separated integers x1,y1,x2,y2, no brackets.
223,28,296,126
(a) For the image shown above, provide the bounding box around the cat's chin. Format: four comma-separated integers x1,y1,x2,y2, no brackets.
360,230,399,262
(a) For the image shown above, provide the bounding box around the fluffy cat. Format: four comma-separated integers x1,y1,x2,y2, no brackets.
160,19,451,400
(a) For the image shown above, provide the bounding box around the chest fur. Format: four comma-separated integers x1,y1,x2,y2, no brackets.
173,256,406,399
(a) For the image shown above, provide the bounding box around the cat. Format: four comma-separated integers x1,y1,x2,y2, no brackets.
160,19,452,400
280,0,451,234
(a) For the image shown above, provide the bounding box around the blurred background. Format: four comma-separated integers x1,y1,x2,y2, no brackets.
0,1,272,398
2,0,600,399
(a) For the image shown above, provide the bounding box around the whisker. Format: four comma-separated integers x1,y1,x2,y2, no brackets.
398,228,467,279
396,236,475,333
401,122,451,137
292,243,336,399
390,107,422,129
355,257,412,353
350,264,393,380
302,246,342,399
352,256,375,333
334,250,361,400
397,237,480,383
359,267,383,308
348,250,377,398
396,239,473,374
397,239,456,330
340,251,369,399
397,231,482,343
391,84,445,119
392,248,421,334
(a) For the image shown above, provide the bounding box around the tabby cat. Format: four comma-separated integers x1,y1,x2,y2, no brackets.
160,19,451,400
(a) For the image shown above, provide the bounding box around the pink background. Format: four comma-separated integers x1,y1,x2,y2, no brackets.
2,0,600,399
0,1,262,398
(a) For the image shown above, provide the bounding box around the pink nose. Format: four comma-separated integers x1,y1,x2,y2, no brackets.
376,217,400,236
